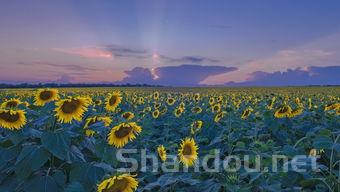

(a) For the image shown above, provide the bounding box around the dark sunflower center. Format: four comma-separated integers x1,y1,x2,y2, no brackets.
0,111,19,122
243,110,250,116
123,113,131,118
159,151,165,158
109,96,117,106
183,144,193,156
106,178,128,192
279,107,288,113
176,110,181,115
115,125,133,138
39,91,53,100
61,100,80,114
6,101,18,108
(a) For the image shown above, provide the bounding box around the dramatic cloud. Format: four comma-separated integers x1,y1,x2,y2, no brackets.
157,54,219,63
53,47,113,59
225,66,340,86
117,67,154,84
244,49,335,73
116,64,237,86
53,45,148,59
17,61,99,72
103,44,148,58
53,45,219,64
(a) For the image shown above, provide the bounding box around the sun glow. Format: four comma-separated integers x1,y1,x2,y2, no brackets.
151,68,160,80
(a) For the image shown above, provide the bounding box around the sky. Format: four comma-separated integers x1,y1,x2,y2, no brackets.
0,0,340,86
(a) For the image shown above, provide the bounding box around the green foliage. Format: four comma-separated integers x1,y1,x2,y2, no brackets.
0,87,339,191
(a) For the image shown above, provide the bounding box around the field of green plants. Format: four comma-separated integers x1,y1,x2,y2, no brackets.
0,87,339,192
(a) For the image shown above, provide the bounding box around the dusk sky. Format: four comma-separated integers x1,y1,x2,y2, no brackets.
1,0,340,86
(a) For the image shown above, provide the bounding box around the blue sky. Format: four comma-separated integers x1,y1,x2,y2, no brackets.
0,0,340,85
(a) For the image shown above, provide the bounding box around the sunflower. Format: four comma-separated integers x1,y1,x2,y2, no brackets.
217,96,223,103
174,107,184,117
84,96,93,105
153,91,159,100
178,138,198,167
208,97,215,105
54,96,90,123
309,149,317,156
241,107,253,119
309,148,324,157
274,105,292,118
105,92,122,112
84,116,98,129
267,97,276,110
214,111,226,123
1,98,21,108
193,93,200,102
152,109,160,118
179,102,185,110
288,107,304,118
154,102,161,109
100,116,113,126
84,116,112,129
0,109,26,130
191,106,202,114
324,103,340,111
308,98,312,109
94,99,102,106
122,112,135,120
211,103,221,113
160,107,168,115
108,122,142,148
157,145,167,162
190,120,203,134
22,101,30,107
34,88,59,106
97,174,138,192
143,106,151,113
137,97,144,105
166,97,175,106
295,97,301,106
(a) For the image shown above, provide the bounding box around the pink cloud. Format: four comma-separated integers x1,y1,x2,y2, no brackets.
53,47,113,59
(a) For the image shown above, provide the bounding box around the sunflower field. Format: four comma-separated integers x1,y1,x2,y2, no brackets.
0,87,339,192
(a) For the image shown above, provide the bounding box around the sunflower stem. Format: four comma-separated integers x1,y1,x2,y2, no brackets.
51,116,57,132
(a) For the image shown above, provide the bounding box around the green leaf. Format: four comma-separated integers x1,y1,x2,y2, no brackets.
69,163,105,190
299,178,322,188
0,145,20,166
41,131,71,160
25,175,59,192
68,145,86,162
52,170,66,188
64,182,85,192
15,145,49,179
94,140,118,166
312,136,333,149
192,179,222,192
333,143,340,152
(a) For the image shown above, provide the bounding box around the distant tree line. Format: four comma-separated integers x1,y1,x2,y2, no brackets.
0,83,164,89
